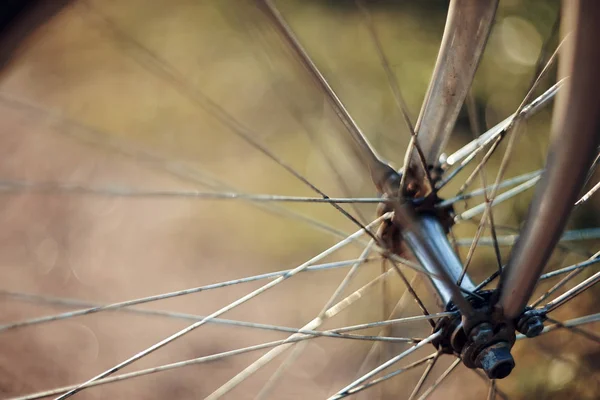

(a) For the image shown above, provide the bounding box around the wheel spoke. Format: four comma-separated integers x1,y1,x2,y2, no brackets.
253,344,305,400
454,228,600,247
415,357,461,400
517,312,600,340
472,221,594,257
4,101,438,279
465,90,503,274
474,268,503,292
353,274,422,380
254,241,376,399
437,169,543,208
441,7,559,169
487,380,496,400
580,149,600,192
333,312,456,334
408,351,442,400
0,180,385,204
354,0,432,191
456,217,487,286
476,252,600,292
545,317,600,344
538,256,600,281
53,216,386,400
234,8,371,225
9,340,320,400
3,291,441,343
10,326,413,400
353,0,414,139
458,32,564,195
497,0,600,317
470,369,509,400
543,270,600,313
3,261,442,399
531,251,600,307
0,95,434,277
332,354,437,399
2,2,594,399
0,257,376,332
255,305,452,397
377,257,393,392
0,94,362,246
450,41,560,287
575,179,600,205
204,258,397,400
438,79,563,189
389,259,436,328
78,1,378,241
328,331,441,399
455,174,541,222
3,291,406,340
0,291,422,343
258,0,398,192
373,247,433,276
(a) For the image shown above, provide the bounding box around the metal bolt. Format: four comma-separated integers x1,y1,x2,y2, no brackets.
476,342,515,379
519,316,545,338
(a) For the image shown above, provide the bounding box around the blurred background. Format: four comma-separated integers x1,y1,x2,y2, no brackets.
0,0,598,399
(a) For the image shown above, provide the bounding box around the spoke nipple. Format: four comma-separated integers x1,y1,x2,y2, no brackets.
439,153,448,165
476,342,515,380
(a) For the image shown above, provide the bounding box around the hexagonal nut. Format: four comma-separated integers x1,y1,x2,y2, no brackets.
520,317,545,338
469,322,494,344
476,342,515,379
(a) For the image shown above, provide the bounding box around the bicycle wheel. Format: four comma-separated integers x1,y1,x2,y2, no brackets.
0,1,598,399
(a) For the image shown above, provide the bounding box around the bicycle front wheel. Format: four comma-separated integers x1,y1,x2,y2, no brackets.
0,1,599,400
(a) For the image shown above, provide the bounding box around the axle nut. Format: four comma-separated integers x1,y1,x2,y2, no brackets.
476,342,515,379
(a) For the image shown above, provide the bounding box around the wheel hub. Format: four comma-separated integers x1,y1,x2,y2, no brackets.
432,290,516,379
377,169,547,380
431,290,547,379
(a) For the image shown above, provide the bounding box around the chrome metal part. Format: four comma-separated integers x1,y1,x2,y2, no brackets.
393,204,475,314
499,0,600,319
410,0,498,179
